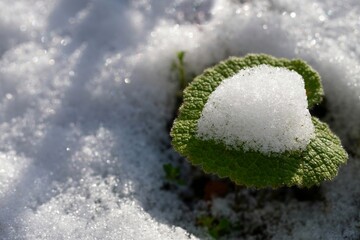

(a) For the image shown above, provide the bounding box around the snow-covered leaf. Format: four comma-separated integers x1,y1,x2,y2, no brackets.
171,54,347,188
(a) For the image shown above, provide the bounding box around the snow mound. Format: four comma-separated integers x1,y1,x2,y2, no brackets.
197,65,314,153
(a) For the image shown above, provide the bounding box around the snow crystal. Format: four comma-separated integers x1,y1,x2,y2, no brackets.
197,65,314,153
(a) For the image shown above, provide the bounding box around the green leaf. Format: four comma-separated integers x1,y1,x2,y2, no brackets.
173,51,187,91
170,54,347,188
177,51,185,63
197,216,232,239
163,163,185,185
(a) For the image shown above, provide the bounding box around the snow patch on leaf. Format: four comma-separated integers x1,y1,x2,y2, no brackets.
196,65,314,154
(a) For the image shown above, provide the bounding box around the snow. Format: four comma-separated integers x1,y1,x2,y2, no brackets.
197,65,314,153
0,0,359,239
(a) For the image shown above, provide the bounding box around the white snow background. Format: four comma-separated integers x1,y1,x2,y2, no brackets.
0,0,359,239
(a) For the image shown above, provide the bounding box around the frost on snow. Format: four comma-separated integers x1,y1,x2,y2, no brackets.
197,65,314,153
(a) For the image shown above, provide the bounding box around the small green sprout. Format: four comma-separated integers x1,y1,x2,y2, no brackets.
170,54,348,188
163,163,185,185
197,215,232,239
172,51,188,93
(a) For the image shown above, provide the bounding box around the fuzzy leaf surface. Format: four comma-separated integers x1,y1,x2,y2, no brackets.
171,54,347,188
